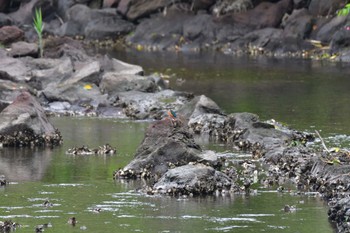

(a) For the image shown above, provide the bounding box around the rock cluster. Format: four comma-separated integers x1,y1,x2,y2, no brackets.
0,0,350,60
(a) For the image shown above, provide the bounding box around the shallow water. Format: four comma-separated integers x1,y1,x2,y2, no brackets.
0,118,334,232
1,51,346,232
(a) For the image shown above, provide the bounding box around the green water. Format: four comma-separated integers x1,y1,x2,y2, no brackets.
0,118,334,232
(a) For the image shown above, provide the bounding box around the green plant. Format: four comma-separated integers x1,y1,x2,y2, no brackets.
337,3,350,16
33,8,44,57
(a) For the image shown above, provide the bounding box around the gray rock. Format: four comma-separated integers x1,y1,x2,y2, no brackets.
0,13,12,27
0,57,29,82
115,118,202,178
153,163,232,195
100,72,157,94
27,57,74,90
0,91,62,147
9,41,38,58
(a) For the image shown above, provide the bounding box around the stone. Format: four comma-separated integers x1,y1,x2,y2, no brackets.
100,72,157,94
0,91,62,147
153,163,232,195
0,13,12,27
229,0,293,29
126,0,170,21
103,0,120,8
114,118,203,178
282,9,313,39
0,25,24,44
9,41,38,58
308,0,344,17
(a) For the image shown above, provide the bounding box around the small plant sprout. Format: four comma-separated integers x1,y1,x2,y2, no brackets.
337,3,350,16
33,8,44,57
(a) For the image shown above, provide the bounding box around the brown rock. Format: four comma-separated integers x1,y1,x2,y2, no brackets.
221,0,293,29
103,0,120,8
0,26,24,45
9,41,38,58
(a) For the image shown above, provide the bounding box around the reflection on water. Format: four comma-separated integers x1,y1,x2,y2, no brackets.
0,148,53,181
0,118,335,232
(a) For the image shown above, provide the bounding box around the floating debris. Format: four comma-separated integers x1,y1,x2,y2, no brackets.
0,175,6,186
66,144,116,155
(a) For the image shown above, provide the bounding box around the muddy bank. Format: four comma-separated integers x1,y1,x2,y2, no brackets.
1,0,350,61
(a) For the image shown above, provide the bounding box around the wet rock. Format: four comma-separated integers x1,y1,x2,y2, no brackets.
0,91,62,147
315,16,347,44
126,8,193,51
330,26,350,53
0,25,24,45
114,118,203,179
115,89,192,120
9,41,38,58
125,0,170,22
152,163,232,196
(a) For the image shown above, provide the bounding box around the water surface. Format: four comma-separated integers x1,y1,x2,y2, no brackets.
1,118,334,232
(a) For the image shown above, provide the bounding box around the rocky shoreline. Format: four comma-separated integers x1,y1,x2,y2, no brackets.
0,0,350,61
1,0,350,232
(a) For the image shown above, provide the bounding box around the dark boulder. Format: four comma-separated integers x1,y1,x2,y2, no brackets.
282,9,314,40
315,16,348,44
0,25,24,45
125,0,170,22
0,91,62,147
228,0,293,29
308,0,344,17
330,25,350,53
126,8,193,51
114,118,203,179
0,13,13,27
61,4,135,39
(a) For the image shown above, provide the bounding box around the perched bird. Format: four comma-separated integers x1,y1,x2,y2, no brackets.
167,110,177,119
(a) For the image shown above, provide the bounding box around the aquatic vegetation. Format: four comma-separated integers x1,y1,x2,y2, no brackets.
33,8,44,57
337,3,350,16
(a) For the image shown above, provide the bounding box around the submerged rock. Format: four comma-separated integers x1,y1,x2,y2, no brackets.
0,91,62,147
